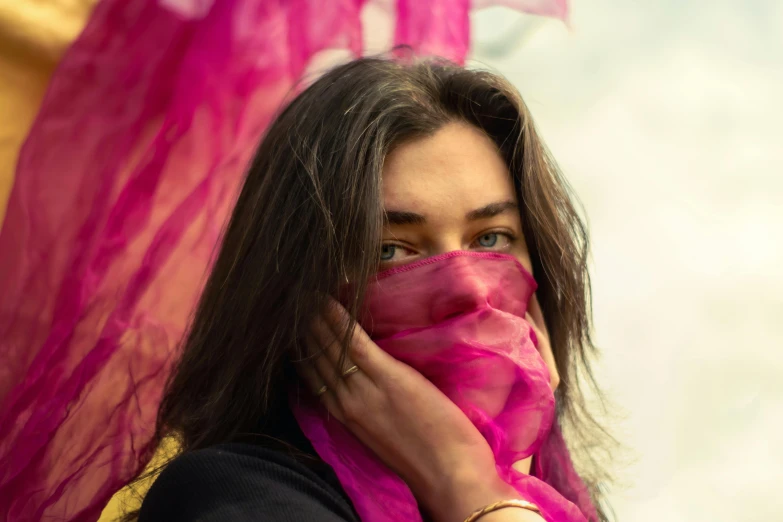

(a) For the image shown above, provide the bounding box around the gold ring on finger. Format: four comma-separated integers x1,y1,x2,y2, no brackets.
342,365,360,378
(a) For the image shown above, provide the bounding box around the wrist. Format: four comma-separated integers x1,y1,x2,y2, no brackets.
426,467,519,522
475,509,545,522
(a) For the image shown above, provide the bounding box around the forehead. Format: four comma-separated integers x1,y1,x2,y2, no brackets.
381,122,516,213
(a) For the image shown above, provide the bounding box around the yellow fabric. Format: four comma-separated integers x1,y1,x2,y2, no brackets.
0,1,176,519
0,0,98,227
99,438,182,521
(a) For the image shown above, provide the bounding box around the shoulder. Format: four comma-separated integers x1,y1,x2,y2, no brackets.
139,443,358,522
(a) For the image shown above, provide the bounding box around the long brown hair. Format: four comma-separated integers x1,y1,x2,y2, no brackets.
143,56,615,519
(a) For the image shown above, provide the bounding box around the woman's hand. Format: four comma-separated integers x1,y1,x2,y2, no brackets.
298,299,536,522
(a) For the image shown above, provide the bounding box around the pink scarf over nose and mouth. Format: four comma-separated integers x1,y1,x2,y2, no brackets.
292,251,597,522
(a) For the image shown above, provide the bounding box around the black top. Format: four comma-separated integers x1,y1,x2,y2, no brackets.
139,405,360,522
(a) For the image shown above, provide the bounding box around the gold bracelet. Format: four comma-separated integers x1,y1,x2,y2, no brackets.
463,499,541,522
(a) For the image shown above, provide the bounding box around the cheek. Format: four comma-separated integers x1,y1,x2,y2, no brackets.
515,255,534,277
512,238,534,276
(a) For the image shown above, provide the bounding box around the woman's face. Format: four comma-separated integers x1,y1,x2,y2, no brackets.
381,122,533,274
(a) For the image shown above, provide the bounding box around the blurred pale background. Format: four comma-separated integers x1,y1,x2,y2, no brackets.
470,1,783,521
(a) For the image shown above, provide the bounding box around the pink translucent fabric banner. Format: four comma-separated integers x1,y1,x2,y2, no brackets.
0,0,567,520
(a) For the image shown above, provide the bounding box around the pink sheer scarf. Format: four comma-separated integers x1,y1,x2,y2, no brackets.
0,1,568,520
293,252,596,521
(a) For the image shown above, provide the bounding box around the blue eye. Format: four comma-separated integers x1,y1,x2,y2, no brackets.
477,233,498,247
380,244,396,261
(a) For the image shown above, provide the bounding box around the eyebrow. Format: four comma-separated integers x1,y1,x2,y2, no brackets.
384,200,518,226
383,210,425,226
465,200,518,221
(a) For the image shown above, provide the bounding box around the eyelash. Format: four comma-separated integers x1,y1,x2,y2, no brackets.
473,230,517,249
477,229,517,244
380,230,518,259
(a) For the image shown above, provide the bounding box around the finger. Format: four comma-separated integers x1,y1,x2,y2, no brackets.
308,326,344,391
321,297,399,381
312,312,354,373
525,313,546,350
311,315,375,401
296,354,328,396
303,372,345,423
300,336,347,420
525,311,542,346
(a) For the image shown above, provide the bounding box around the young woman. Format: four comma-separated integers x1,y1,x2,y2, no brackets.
136,57,613,522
